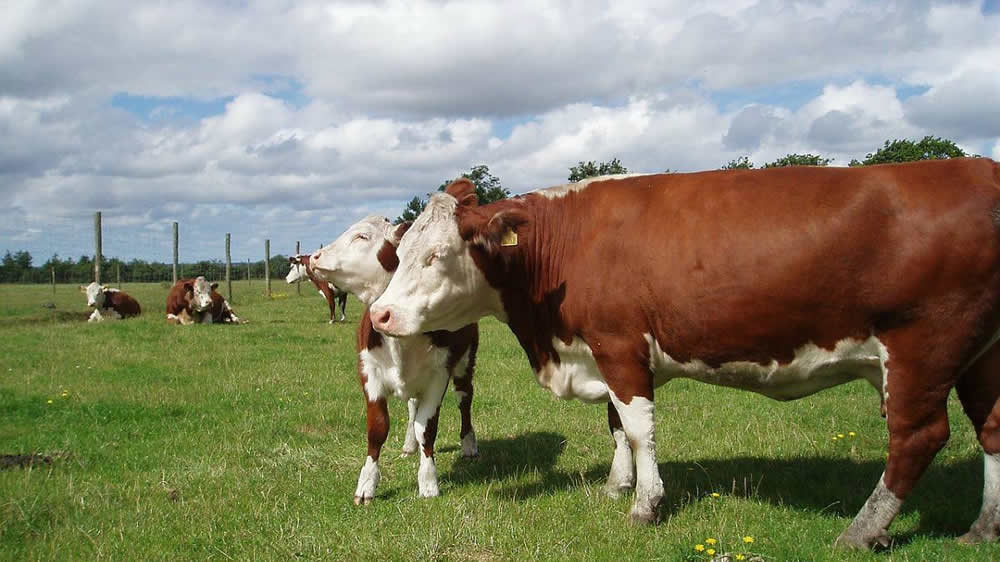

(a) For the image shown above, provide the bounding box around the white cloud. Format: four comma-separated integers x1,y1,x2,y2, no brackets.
1,1,999,261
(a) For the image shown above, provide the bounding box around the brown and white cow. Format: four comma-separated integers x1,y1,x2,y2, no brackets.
309,216,479,504
286,254,348,323
165,276,243,325
370,158,1000,548
80,282,141,322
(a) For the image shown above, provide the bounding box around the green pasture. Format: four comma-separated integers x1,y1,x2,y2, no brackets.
1,282,998,560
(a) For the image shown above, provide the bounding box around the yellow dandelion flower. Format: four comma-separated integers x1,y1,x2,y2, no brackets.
694,544,705,552
832,436,838,440
736,555,746,561
705,538,717,545
743,536,755,544
711,492,721,498
848,431,856,437
837,433,845,438
46,399,53,404
706,548,716,556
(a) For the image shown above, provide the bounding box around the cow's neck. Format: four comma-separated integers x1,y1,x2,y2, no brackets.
480,197,576,371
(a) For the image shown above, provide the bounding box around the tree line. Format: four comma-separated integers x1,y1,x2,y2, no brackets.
0,251,295,285
2,135,975,283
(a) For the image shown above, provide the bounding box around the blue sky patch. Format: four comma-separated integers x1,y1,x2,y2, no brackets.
111,93,233,122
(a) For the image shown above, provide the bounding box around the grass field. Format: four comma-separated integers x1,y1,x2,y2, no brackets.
2,282,999,561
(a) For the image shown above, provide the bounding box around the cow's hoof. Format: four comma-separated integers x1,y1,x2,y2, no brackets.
603,482,633,500
629,505,658,525
418,485,440,498
833,529,889,550
328,320,335,325
353,495,374,506
400,443,418,457
958,528,997,545
460,432,479,458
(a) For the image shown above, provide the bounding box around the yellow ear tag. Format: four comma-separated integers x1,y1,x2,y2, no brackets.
500,228,518,247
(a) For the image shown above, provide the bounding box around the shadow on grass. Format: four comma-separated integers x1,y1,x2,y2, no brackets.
445,435,983,542
444,431,572,499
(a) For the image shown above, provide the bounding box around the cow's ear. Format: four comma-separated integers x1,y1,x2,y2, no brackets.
79,285,87,293
183,282,194,292
444,178,477,207
390,221,412,246
288,256,297,264
211,282,219,290
458,206,529,251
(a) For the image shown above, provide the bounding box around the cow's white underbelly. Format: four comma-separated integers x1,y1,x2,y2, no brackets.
535,334,888,403
361,335,453,401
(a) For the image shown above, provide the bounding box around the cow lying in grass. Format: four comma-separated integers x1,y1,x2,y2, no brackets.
165,277,243,325
80,282,141,322
310,216,479,504
286,254,348,323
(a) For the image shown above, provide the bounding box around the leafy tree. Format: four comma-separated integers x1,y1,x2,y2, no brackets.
396,164,510,224
722,156,754,170
394,196,428,225
849,136,966,166
568,158,629,182
763,153,832,168
437,164,511,205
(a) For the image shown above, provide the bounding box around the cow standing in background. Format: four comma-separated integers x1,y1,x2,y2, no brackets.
310,216,479,505
80,282,141,322
166,276,243,325
286,254,348,323
370,158,1000,548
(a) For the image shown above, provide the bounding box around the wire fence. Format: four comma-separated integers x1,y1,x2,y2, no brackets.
1,212,304,292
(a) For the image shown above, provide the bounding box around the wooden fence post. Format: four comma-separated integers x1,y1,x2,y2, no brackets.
94,211,102,284
225,233,232,303
295,241,301,296
264,239,271,298
116,262,121,289
51,266,55,294
172,222,179,284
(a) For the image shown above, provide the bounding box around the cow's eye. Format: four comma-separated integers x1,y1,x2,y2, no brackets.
353,233,369,242
425,253,439,267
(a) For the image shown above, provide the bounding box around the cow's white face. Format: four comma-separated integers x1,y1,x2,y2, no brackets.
310,216,397,305
190,276,215,312
370,193,501,336
286,262,309,284
82,282,104,308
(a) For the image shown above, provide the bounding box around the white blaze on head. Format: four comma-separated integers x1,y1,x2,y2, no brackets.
82,282,104,308
370,190,499,336
286,261,309,284
190,276,215,312
310,215,399,305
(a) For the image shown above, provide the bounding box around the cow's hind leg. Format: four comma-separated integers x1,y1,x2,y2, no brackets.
401,398,419,456
355,396,389,505
338,293,347,322
836,330,953,549
957,341,1000,543
453,345,478,458
604,401,635,499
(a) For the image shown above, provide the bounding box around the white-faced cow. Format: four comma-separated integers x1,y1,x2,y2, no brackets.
286,254,348,323
165,277,243,325
80,282,141,322
309,216,479,504
370,158,1000,548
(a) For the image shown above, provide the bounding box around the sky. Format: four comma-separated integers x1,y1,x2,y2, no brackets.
2,0,999,263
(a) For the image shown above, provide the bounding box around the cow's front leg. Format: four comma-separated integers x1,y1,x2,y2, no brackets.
401,398,419,456
87,309,101,323
354,396,389,505
600,356,662,524
604,401,635,499
413,375,450,497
